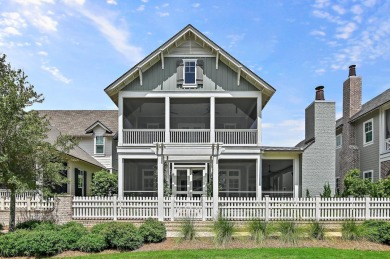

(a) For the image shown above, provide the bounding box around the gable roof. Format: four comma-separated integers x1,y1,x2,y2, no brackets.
104,24,276,108
47,126,105,168
85,120,113,134
336,88,390,129
38,110,118,137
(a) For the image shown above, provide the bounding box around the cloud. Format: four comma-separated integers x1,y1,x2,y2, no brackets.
30,13,58,32
310,30,326,36
15,0,54,5
335,22,357,39
315,68,326,74
137,5,145,11
38,50,48,56
313,0,330,9
227,33,245,48
332,5,345,15
62,0,85,6
106,0,117,5
141,0,148,2
41,64,71,84
75,8,143,63
157,12,169,17
262,119,305,146
193,3,200,8
0,12,27,39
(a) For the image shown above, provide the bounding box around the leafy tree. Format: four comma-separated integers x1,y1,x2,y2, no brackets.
91,170,118,196
0,54,73,231
342,169,372,197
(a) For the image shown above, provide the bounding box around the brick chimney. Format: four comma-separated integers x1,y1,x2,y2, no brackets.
302,86,336,196
339,65,362,192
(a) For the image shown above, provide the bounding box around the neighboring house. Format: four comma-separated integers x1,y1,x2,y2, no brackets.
104,24,336,199
336,65,390,192
39,110,118,196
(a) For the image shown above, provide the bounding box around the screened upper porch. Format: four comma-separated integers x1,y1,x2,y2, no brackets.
122,97,259,145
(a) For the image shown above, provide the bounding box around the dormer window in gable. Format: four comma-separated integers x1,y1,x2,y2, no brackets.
177,59,203,88
95,136,105,155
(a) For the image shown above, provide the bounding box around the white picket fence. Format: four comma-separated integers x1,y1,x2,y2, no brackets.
72,196,390,221
0,197,55,211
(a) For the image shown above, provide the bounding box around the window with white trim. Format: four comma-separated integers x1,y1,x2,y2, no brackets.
363,119,373,145
183,59,196,86
363,170,373,182
95,136,105,154
336,134,342,149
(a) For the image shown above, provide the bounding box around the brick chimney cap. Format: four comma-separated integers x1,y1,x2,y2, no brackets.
315,86,324,90
349,65,356,68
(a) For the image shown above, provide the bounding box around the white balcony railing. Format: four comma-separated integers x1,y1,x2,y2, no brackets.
215,129,257,145
170,129,210,143
122,129,258,145
386,138,390,151
123,129,165,144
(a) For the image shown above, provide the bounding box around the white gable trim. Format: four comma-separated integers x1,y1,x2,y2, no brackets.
85,120,113,134
105,25,276,107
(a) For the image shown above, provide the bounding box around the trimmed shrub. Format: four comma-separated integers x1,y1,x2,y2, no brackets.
77,234,108,253
363,220,390,245
341,219,363,241
308,221,325,240
213,216,234,246
15,219,58,231
0,230,29,257
23,230,65,256
248,219,268,244
279,221,300,245
92,222,143,251
139,218,166,243
180,217,196,241
60,221,88,250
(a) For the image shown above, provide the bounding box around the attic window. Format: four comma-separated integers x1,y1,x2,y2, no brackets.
95,136,105,155
184,59,196,86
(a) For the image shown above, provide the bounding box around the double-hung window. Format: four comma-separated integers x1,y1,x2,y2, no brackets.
336,134,342,149
363,170,373,182
95,136,105,154
183,59,196,86
363,119,373,146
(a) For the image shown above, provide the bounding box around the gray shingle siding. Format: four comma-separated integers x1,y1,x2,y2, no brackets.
354,111,380,181
122,57,258,92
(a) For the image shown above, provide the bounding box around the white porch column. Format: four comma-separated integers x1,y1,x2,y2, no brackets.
118,156,124,198
165,97,170,143
157,154,164,221
212,155,219,219
256,156,262,200
293,157,300,198
210,97,215,143
257,95,262,146
118,94,123,146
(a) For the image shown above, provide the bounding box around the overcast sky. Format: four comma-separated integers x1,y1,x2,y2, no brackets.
1,0,389,146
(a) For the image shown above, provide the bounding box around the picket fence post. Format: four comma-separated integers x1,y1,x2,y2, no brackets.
0,197,4,210
170,195,175,221
113,196,117,221
265,195,270,222
27,197,31,211
365,196,370,220
202,195,206,221
315,195,320,221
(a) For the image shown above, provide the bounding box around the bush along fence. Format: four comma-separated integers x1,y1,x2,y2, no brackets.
72,196,390,221
1,195,390,224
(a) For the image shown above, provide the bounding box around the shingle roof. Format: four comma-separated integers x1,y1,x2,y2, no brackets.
336,88,390,128
261,146,303,152
38,110,118,137
350,88,390,122
47,126,105,168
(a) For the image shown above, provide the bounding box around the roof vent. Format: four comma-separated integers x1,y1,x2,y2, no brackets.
315,86,325,101
349,65,356,77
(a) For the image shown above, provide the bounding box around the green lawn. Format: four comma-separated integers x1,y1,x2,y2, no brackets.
67,248,390,259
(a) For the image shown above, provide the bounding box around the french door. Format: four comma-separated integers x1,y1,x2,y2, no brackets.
173,165,207,197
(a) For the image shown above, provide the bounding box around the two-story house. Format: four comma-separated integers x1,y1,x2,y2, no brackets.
336,65,390,192
104,24,336,203
38,110,118,196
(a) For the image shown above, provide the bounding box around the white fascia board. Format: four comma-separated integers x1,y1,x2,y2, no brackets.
120,91,261,98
